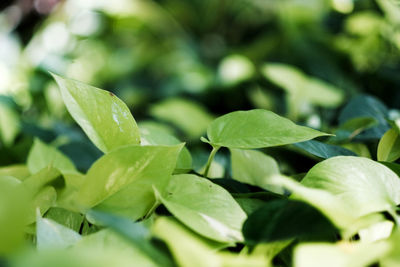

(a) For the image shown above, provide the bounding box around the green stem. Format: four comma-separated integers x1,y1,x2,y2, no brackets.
203,145,220,177
143,199,160,220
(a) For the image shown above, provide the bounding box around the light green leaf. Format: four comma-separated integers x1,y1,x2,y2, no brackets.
72,229,160,267
52,74,140,153
377,129,400,162
140,123,192,172
152,217,225,267
206,109,330,149
27,138,77,174
152,217,269,267
77,144,182,220
0,164,30,181
37,213,82,250
230,148,282,193
150,98,214,138
294,241,389,267
262,63,344,107
267,174,379,232
0,100,20,146
157,174,247,243
0,176,27,255
301,156,400,219
86,210,171,267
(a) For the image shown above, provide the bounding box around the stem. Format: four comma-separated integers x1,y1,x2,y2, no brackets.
143,199,160,220
203,145,220,177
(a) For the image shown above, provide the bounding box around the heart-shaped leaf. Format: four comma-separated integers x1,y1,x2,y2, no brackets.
206,109,330,149
52,74,140,153
157,174,247,243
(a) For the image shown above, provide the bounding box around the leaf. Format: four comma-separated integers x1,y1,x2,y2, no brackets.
22,167,63,195
77,144,182,220
27,138,77,174
0,176,27,255
44,208,84,233
206,109,330,149
72,229,161,267
294,241,390,267
230,148,282,193
333,116,378,142
266,174,383,232
0,99,20,146
301,156,400,219
150,98,214,138
140,123,192,172
152,217,222,267
157,174,247,243
377,129,400,162
87,210,172,267
294,140,357,159
262,63,344,107
52,74,140,153
243,199,337,245
0,164,30,181
152,217,269,267
36,213,82,250
338,95,389,140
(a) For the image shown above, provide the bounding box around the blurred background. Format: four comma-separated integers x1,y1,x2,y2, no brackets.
1,0,400,174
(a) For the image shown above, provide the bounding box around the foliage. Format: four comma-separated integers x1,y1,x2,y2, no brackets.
2,0,400,266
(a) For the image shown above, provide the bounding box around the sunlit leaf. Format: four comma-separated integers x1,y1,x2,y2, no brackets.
206,109,330,149
36,214,82,250
77,144,182,220
157,174,247,243
52,74,140,153
27,138,77,174
294,241,389,267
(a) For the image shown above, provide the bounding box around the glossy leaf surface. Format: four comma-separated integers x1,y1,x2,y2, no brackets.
52,74,140,153
206,110,329,149
78,144,182,220
158,174,247,243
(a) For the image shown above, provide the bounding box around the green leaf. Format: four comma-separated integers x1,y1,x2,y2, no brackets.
0,176,27,255
377,129,400,162
230,148,282,193
0,99,20,146
0,164,30,181
301,156,400,220
27,138,77,174
294,241,390,267
266,174,384,232
140,123,192,172
36,213,82,250
87,210,171,267
206,109,330,149
338,95,389,140
157,174,247,243
77,144,182,220
337,116,378,138
72,229,161,267
243,199,337,245
52,74,140,153
44,208,84,233
150,98,214,138
262,63,344,107
294,140,357,159
152,217,222,267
